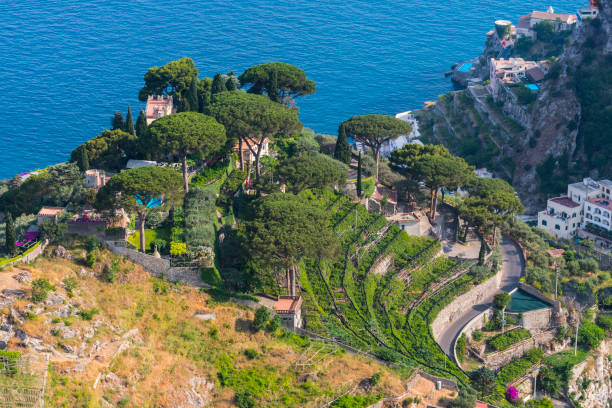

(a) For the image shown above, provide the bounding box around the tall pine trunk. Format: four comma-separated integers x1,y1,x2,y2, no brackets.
182,154,189,193
429,188,437,219
139,212,146,253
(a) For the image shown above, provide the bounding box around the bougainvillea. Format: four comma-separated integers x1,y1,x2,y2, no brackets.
506,386,519,404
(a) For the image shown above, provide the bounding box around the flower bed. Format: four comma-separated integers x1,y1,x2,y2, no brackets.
487,328,531,351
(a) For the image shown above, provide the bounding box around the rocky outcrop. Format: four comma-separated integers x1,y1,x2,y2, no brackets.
568,338,612,408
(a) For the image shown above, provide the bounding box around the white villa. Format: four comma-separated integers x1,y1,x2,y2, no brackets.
538,178,612,239
489,58,540,96
517,7,577,39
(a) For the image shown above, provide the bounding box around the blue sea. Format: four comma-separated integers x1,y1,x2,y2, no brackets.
0,0,580,179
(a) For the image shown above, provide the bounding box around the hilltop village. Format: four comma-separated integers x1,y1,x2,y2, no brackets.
0,2,611,408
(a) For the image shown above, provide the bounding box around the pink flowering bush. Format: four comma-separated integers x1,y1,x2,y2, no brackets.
506,386,519,404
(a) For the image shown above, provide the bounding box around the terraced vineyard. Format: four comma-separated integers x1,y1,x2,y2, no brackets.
299,189,478,384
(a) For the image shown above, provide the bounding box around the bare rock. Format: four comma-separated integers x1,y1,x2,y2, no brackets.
14,329,27,341
9,308,24,325
0,341,6,350
60,344,74,354
44,293,64,306
60,326,78,339
54,246,72,260
0,295,14,309
12,270,31,283
193,312,216,321
182,377,214,408
83,326,95,339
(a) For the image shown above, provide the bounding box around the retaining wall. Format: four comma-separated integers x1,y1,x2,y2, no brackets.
431,269,502,340
517,308,552,331
0,240,48,268
483,330,555,370
105,241,206,287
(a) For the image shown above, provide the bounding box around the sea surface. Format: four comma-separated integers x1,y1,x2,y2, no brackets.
0,0,580,179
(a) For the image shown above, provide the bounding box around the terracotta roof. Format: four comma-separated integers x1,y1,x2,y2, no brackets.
588,197,612,211
547,248,565,257
526,66,545,82
550,197,580,208
274,296,302,313
233,138,269,151
518,15,531,29
530,10,576,23
37,207,66,217
372,184,398,205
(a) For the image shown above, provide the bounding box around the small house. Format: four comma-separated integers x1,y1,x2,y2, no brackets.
233,138,270,167
273,296,302,330
145,95,176,125
85,169,111,190
37,207,66,225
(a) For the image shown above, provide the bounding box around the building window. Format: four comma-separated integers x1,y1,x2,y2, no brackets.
604,212,610,218
542,220,547,226
604,220,610,226
572,223,575,228
565,226,568,230
572,213,576,218
555,224,560,230
595,217,601,222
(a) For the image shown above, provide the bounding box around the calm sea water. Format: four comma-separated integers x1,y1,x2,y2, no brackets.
0,0,580,179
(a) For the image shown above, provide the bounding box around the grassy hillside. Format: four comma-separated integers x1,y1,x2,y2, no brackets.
1,237,406,408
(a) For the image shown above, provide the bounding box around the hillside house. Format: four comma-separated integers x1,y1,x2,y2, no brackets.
538,178,612,239
578,0,599,21
145,95,176,125
516,7,577,38
233,138,270,167
37,207,66,225
85,169,111,190
273,296,302,330
489,58,540,96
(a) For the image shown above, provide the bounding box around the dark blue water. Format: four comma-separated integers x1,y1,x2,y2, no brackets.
0,0,579,179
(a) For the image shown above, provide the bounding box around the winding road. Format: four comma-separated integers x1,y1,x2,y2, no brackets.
437,236,524,361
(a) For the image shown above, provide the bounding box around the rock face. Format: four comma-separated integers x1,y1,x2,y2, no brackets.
568,338,612,408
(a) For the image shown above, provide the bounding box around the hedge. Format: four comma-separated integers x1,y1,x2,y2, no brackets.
487,328,531,351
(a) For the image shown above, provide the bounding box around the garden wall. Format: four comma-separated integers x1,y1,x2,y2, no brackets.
0,240,48,268
483,330,555,370
431,269,502,340
105,241,206,287
518,308,552,331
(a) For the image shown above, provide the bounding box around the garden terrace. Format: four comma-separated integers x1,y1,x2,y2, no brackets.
487,328,531,352
299,189,483,384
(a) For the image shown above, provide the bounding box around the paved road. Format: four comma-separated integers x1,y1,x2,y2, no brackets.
437,236,524,361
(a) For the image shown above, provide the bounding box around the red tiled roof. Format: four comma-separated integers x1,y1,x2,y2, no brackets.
526,66,545,82
274,296,302,313
37,207,66,217
530,11,576,23
547,248,565,257
550,197,580,208
372,184,398,205
518,15,531,29
588,197,612,211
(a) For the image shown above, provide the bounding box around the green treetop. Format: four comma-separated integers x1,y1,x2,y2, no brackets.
125,106,135,135
5,212,17,257
277,153,348,193
333,122,352,164
135,109,148,138
340,115,412,181
244,193,337,295
138,57,199,102
111,111,125,131
205,91,302,181
211,73,228,94
184,76,200,112
239,62,315,105
148,112,226,193
78,146,89,172
95,167,184,252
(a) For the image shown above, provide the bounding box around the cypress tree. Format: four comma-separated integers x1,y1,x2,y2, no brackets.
334,123,352,164
225,72,238,91
125,106,135,135
5,212,17,257
268,69,280,103
211,73,227,94
135,110,148,138
78,147,89,171
186,76,199,112
357,152,362,198
478,236,487,266
111,111,125,130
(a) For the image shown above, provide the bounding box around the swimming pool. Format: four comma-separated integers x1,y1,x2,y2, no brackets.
458,62,473,72
507,289,550,312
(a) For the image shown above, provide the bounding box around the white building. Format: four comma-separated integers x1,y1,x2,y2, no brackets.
585,197,612,231
516,7,577,38
489,58,540,97
356,111,422,158
538,178,612,238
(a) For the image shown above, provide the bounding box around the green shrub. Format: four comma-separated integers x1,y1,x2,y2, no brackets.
456,333,467,362
487,328,531,351
235,390,256,408
201,267,223,287
595,314,612,332
170,241,187,256
265,315,281,332
103,259,120,283
370,372,382,386
85,252,96,267
471,330,483,342
78,307,100,321
253,307,270,331
151,238,167,254
62,277,78,293
578,322,605,349
84,236,101,252
31,278,55,302
244,348,258,360
497,349,542,384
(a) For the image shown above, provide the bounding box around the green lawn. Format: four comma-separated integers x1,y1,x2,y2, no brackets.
128,226,171,252
544,349,590,369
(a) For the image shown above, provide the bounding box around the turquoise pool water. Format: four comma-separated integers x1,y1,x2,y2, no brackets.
507,289,550,312
458,63,473,72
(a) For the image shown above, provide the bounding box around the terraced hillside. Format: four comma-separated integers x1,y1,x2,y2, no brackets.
298,189,485,385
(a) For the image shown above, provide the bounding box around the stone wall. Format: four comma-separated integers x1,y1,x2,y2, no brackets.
483,330,555,370
519,308,552,331
459,308,495,342
0,240,48,268
431,270,502,340
105,241,207,287
68,222,126,241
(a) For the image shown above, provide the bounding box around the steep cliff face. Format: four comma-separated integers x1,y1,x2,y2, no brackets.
568,338,612,408
513,0,612,211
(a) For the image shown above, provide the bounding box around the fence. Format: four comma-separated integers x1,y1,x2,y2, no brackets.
0,354,48,408
0,240,48,269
